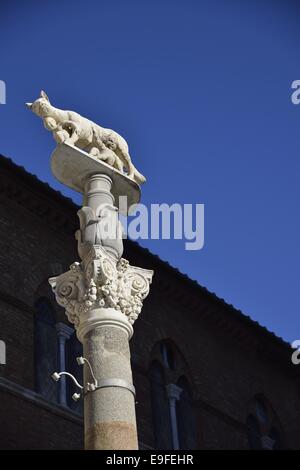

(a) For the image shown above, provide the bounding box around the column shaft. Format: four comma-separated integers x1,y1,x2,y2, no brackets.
78,308,138,450
83,174,115,210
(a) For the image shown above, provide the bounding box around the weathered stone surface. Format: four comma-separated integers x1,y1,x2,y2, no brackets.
85,422,138,450
83,323,138,450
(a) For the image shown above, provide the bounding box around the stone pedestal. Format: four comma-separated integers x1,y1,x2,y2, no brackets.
49,143,153,450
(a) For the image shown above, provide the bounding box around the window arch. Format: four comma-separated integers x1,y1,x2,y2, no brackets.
34,297,58,402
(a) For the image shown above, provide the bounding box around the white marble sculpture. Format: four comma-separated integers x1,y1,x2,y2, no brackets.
26,90,146,185
27,91,153,450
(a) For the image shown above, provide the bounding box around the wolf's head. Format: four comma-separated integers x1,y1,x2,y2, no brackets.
26,90,53,117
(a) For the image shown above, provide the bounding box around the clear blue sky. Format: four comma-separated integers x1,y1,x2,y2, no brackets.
1,0,300,342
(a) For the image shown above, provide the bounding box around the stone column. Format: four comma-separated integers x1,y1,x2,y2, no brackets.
49,143,153,450
166,383,182,450
77,308,137,449
55,322,73,406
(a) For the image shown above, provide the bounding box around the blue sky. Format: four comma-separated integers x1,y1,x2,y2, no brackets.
0,0,300,342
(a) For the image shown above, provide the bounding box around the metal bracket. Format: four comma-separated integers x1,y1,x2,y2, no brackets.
85,378,136,397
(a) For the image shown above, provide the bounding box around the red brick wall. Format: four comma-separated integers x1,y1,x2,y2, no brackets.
0,158,300,449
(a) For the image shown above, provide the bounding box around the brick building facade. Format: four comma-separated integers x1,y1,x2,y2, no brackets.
0,154,299,450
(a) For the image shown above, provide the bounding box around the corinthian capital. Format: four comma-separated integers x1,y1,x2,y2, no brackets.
49,246,153,329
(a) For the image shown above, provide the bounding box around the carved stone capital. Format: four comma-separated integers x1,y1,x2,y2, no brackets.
49,245,153,330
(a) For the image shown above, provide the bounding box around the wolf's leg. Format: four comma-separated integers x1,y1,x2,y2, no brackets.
120,151,135,177
91,127,107,152
61,120,80,145
53,129,70,144
122,155,146,184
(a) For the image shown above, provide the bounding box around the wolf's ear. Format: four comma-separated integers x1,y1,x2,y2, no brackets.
40,90,50,102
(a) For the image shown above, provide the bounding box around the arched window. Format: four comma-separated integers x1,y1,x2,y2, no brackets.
149,361,172,449
34,298,58,402
176,376,197,450
149,341,197,450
